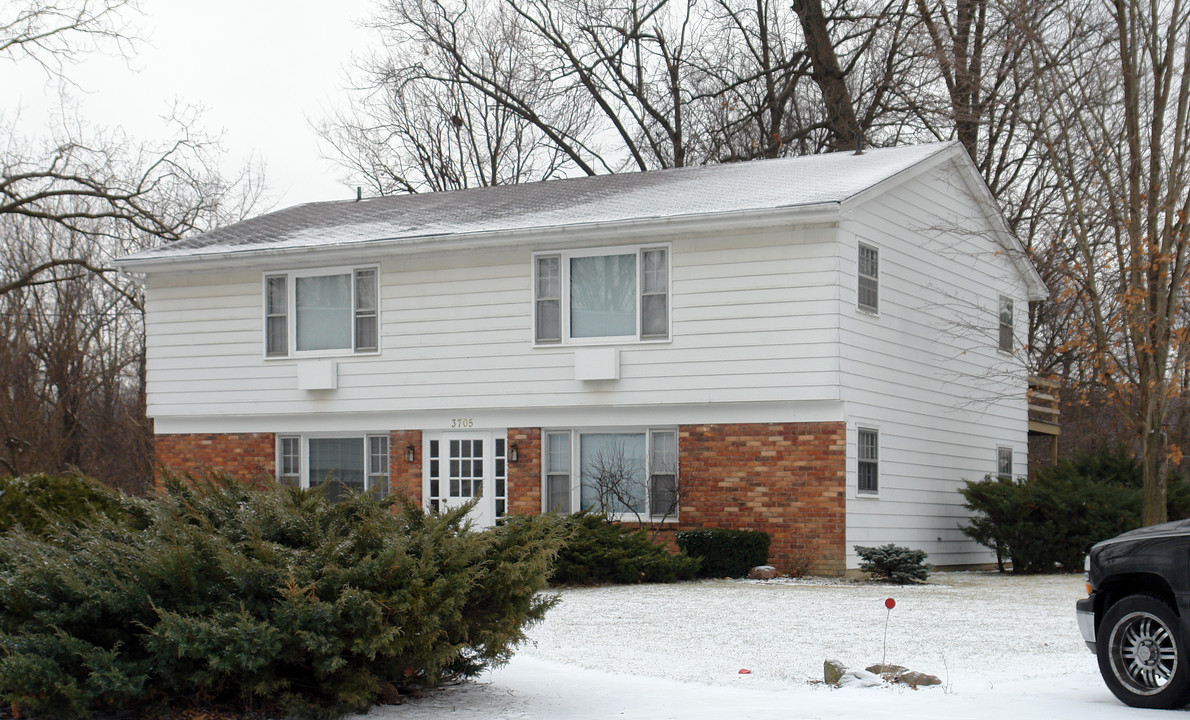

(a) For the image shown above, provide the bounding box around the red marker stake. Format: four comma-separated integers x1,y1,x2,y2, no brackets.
882,598,896,669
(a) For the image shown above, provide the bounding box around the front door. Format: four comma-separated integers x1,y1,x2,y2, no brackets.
423,431,508,527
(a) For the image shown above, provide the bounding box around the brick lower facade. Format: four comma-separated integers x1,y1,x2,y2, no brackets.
155,432,276,487
668,422,846,575
154,420,847,574
388,430,422,502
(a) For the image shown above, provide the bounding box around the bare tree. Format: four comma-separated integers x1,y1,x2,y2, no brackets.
0,1,265,488
581,436,681,538
1026,0,1190,524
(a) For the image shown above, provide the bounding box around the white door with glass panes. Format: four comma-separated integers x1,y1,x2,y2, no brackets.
422,432,509,528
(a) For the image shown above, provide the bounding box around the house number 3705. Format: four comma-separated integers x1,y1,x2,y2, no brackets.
451,418,474,428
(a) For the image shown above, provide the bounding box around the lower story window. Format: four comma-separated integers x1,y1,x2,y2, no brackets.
544,428,678,519
276,434,390,501
997,446,1013,480
857,428,878,494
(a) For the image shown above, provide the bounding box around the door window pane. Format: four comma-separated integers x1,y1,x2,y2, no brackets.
570,254,636,338
309,437,365,501
296,274,352,351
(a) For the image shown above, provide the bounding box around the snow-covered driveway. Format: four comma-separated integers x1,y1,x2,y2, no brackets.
363,572,1178,719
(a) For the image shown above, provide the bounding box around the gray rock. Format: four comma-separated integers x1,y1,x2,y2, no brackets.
824,658,846,685
895,671,942,687
866,663,908,677
748,565,779,579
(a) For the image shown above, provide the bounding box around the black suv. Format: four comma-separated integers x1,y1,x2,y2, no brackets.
1078,519,1190,708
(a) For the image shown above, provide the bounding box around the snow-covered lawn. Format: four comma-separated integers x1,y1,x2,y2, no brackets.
362,572,1174,719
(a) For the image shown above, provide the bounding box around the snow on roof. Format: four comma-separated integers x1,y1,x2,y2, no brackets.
120,142,956,265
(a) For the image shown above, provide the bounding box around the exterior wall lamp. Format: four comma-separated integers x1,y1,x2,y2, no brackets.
406,444,416,463
509,443,518,462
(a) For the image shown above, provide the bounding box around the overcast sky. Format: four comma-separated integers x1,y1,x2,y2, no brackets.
6,0,377,212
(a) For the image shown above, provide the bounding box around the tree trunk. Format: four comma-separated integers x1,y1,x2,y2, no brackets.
792,0,860,150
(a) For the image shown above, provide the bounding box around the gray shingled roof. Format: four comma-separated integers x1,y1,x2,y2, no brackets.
120,142,957,265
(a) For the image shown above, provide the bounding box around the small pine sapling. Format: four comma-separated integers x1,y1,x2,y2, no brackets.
854,543,930,584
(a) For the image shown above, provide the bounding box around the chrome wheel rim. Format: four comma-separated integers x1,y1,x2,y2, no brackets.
1109,610,1179,695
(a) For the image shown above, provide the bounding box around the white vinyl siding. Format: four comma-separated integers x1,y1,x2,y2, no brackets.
142,227,844,422
534,245,669,344
841,160,1031,569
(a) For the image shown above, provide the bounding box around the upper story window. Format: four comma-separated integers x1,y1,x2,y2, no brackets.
534,245,669,344
857,243,879,313
998,296,1014,352
264,267,379,357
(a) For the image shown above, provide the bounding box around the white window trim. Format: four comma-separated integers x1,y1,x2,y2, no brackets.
275,433,390,498
857,242,879,315
856,426,879,496
532,244,672,347
541,426,680,521
262,265,381,359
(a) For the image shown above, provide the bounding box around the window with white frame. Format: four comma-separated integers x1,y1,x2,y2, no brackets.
534,246,669,344
264,267,379,357
857,428,879,494
997,446,1013,480
998,296,1014,352
543,428,678,519
275,434,389,501
858,243,879,313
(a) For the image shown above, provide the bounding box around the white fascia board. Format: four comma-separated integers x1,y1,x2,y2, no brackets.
115,202,843,275
149,399,848,435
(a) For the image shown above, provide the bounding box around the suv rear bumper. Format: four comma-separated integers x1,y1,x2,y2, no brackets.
1076,595,1096,652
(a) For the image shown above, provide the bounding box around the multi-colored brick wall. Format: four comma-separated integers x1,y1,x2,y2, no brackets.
154,432,276,487
506,427,542,515
389,430,422,501
154,421,848,574
672,422,847,575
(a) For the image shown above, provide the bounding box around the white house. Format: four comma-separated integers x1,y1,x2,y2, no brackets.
117,141,1046,574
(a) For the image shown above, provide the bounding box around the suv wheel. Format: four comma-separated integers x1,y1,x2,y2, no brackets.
1098,595,1190,709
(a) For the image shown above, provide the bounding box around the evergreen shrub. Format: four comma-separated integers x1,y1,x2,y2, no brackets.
960,446,1190,573
853,543,930,584
0,473,146,536
674,527,771,578
0,476,562,719
549,511,700,584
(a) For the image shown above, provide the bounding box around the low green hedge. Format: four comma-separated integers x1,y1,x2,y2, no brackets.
0,477,562,719
549,511,700,585
675,527,770,578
